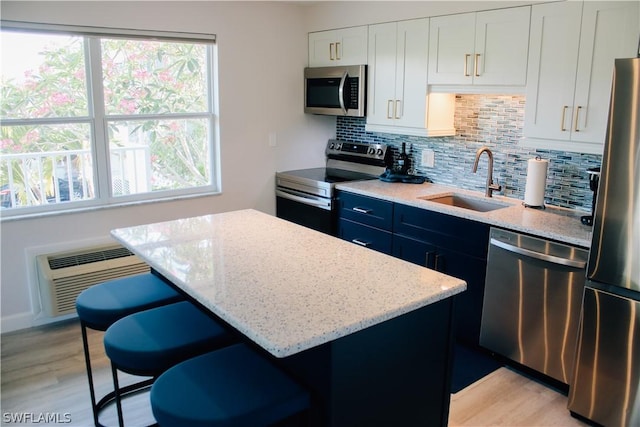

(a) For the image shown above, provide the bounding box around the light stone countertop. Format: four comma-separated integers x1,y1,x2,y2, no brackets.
111,209,466,358
336,180,593,248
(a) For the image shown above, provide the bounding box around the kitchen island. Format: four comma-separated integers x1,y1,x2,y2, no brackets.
111,209,466,426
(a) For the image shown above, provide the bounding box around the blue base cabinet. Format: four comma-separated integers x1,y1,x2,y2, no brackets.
393,204,489,346
281,295,455,427
337,190,490,346
393,235,488,346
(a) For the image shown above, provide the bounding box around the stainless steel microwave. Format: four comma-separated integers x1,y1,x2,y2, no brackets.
304,65,366,117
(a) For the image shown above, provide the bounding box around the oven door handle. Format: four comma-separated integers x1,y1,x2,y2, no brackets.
490,237,586,269
276,189,332,211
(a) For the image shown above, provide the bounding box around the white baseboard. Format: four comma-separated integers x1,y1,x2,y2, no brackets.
1,311,77,334
1,312,35,334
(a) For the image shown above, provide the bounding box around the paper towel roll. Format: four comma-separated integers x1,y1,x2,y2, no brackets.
524,157,548,207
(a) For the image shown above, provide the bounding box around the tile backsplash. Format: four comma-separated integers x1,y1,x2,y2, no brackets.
337,95,602,212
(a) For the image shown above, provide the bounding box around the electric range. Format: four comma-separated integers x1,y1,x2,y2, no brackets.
275,140,390,235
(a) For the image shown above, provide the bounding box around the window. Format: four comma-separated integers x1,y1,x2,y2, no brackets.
0,23,218,216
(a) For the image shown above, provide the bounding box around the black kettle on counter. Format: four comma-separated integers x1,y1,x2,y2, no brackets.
581,167,601,226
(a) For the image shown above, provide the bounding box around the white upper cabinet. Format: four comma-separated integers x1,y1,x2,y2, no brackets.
308,26,368,67
366,18,455,136
428,7,531,86
523,1,639,154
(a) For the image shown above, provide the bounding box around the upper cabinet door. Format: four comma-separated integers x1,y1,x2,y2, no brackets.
474,7,531,85
308,26,368,67
394,19,430,128
367,22,399,126
524,1,639,153
571,1,640,145
427,13,476,85
524,1,583,142
428,7,531,86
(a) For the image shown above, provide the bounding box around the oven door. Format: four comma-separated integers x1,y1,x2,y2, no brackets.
276,188,336,235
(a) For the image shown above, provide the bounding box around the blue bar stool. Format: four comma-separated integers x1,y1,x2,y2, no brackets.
150,343,310,427
104,300,236,427
75,273,183,427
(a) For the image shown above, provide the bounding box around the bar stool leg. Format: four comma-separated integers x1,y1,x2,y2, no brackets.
110,363,125,427
108,364,156,427
80,321,101,427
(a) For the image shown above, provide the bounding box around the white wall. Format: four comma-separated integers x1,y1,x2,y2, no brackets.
0,1,335,332
304,1,543,31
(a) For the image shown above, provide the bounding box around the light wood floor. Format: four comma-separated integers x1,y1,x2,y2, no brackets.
1,319,589,426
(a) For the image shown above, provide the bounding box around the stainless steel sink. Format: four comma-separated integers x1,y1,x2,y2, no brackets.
418,193,510,212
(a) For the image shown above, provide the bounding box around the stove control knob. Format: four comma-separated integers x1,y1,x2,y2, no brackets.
336,143,342,150
367,147,375,155
329,142,335,150
376,149,384,156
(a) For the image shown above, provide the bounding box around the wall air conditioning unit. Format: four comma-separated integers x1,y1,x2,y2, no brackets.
36,244,150,317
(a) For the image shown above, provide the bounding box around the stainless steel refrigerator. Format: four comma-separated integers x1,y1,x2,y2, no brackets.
568,57,640,427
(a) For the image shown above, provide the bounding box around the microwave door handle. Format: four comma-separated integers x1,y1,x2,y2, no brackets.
338,71,348,115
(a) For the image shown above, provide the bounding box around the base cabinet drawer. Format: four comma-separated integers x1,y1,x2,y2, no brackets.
337,191,393,231
338,218,392,255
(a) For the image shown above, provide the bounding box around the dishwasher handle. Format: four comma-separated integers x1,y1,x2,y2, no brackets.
490,237,587,269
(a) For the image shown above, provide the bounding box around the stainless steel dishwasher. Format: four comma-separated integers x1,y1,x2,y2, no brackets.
480,228,589,385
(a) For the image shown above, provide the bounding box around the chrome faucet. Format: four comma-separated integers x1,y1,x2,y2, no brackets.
472,146,502,198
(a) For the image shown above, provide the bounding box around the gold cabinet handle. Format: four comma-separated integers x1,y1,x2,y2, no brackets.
561,106,569,131
387,100,394,119
574,106,582,132
464,54,471,77
329,43,335,60
474,54,481,77
335,42,341,60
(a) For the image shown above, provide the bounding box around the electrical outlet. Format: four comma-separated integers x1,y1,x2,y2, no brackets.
268,132,277,147
421,149,435,167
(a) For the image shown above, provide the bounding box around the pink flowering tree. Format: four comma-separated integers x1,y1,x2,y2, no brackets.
1,34,88,206
101,39,210,194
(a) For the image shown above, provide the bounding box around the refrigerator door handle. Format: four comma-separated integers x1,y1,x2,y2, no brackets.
490,237,587,269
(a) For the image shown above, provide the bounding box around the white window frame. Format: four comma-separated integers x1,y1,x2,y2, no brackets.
0,21,219,220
